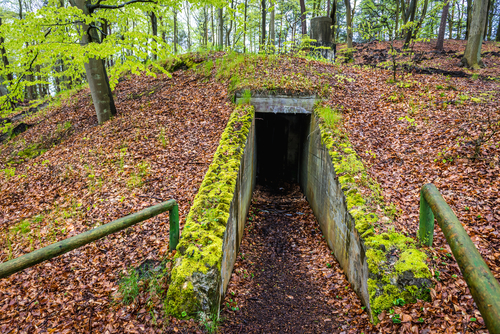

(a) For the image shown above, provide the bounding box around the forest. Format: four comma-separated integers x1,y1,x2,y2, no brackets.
0,0,500,333
0,0,499,113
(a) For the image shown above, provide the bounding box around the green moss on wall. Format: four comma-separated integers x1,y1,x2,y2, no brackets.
166,105,254,318
315,103,431,323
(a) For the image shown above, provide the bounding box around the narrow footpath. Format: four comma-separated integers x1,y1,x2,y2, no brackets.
219,184,372,334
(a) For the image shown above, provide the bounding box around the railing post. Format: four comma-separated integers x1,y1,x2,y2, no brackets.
169,204,179,251
419,185,435,246
419,183,500,333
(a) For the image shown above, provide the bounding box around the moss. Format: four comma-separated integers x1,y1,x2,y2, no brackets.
365,232,415,252
162,54,200,72
372,292,396,311
395,249,431,278
366,248,386,274
166,105,254,317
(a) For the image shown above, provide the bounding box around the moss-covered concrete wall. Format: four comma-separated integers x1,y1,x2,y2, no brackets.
300,113,371,315
165,105,255,319
301,109,432,323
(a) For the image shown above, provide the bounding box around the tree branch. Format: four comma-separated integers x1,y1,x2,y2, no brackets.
88,0,155,12
88,24,107,37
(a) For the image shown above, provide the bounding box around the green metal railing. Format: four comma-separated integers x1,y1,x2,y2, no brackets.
419,183,500,333
0,199,179,279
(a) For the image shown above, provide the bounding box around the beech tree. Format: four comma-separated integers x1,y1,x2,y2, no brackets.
344,0,355,48
435,0,450,50
461,0,489,68
1,0,183,123
300,0,306,35
69,0,116,123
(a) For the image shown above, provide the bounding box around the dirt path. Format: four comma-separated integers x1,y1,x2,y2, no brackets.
219,184,372,334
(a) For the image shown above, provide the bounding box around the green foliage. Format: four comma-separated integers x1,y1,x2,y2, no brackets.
119,268,140,305
10,220,32,235
238,89,252,106
398,115,417,128
200,310,221,333
158,127,169,148
317,105,342,128
2,167,16,180
16,143,47,161
212,52,330,96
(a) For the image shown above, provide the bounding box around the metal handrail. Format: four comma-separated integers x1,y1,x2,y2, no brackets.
419,183,500,333
0,199,179,279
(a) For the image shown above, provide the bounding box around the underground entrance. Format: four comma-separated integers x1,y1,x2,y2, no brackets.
255,112,311,183
217,95,370,331
167,95,431,328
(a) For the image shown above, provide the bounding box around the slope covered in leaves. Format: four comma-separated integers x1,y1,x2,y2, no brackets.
0,67,232,332
325,40,500,333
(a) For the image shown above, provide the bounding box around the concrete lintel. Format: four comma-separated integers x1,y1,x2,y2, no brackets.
236,96,318,114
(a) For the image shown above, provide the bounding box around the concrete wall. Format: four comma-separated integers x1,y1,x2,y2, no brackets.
309,17,336,61
220,118,256,300
236,95,316,114
300,114,371,316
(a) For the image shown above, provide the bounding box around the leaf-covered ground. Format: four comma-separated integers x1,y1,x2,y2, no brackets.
220,183,372,333
0,68,232,332
0,39,499,333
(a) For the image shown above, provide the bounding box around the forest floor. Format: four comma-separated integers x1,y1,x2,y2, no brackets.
0,39,499,333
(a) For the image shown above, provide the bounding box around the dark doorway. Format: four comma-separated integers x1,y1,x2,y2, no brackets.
255,112,311,183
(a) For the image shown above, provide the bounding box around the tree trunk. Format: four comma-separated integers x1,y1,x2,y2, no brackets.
18,0,23,19
211,6,214,45
150,13,157,60
0,19,13,82
70,0,116,124
204,6,208,46
395,0,399,37
483,0,490,39
497,7,500,41
403,0,418,46
465,0,472,39
344,0,353,48
300,0,307,35
436,0,450,50
226,0,234,48
261,0,266,47
244,0,248,52
461,0,489,68
330,0,337,42
185,2,191,50
174,9,178,53
458,0,465,38
270,1,275,47
486,0,494,40
404,0,429,47
218,8,223,49
25,43,34,101
448,1,455,39
36,64,42,99
279,6,283,49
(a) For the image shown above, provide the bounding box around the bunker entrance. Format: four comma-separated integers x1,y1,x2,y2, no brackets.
255,112,311,183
